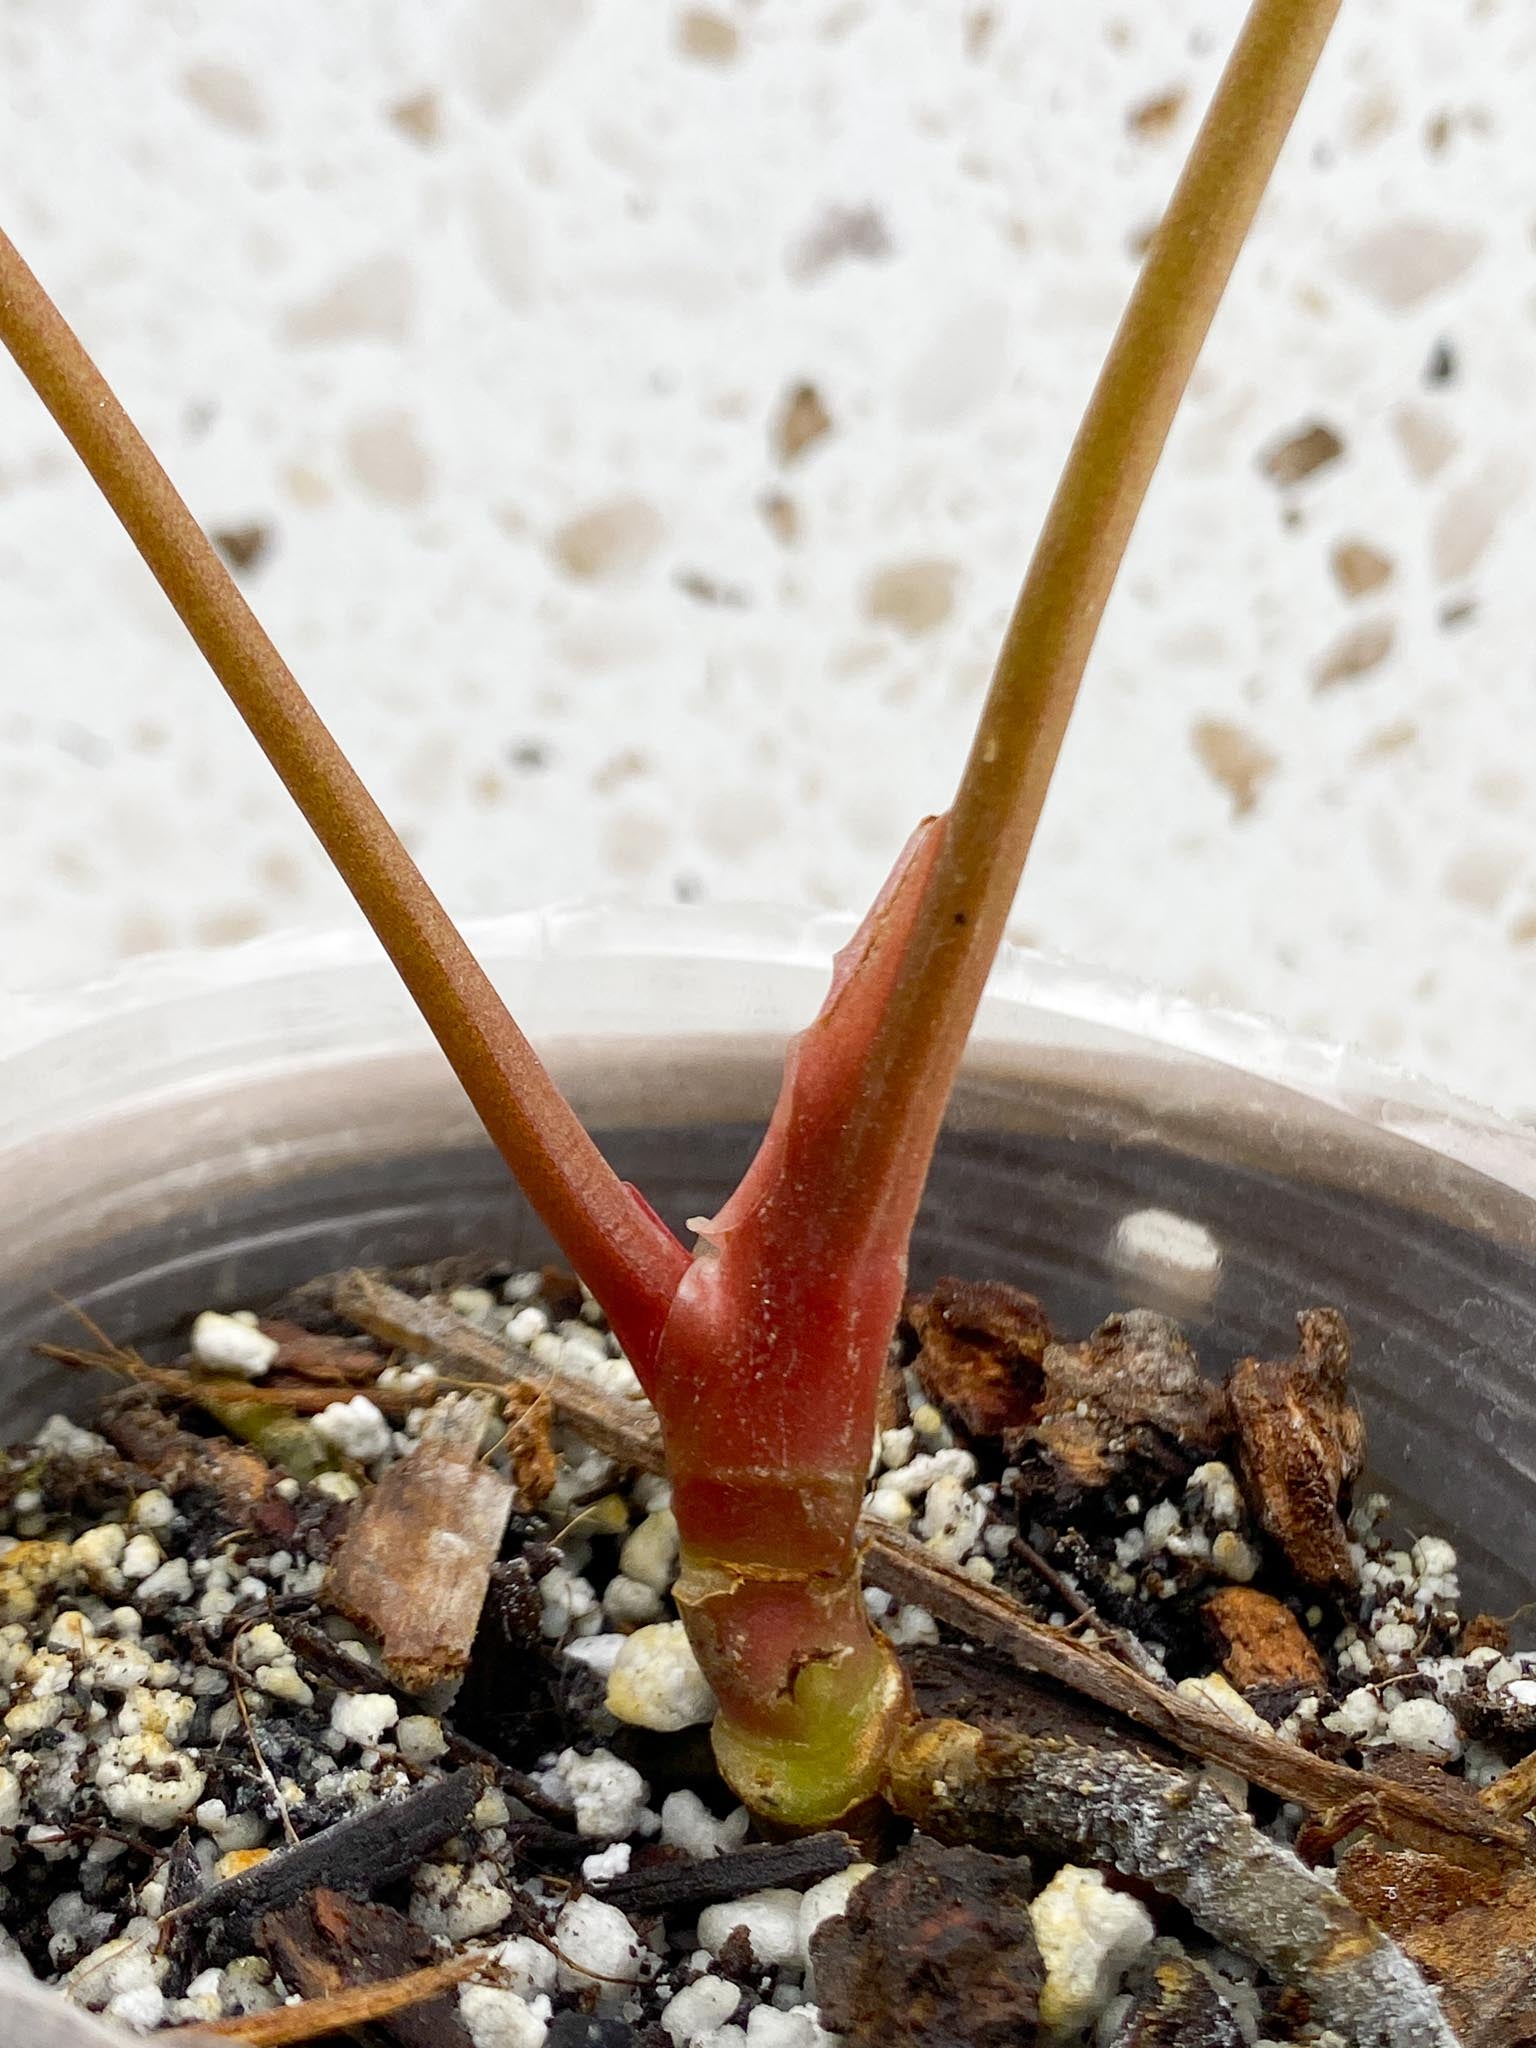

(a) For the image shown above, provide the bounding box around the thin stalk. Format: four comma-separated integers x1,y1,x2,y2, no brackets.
831,0,1343,1227
0,229,687,1365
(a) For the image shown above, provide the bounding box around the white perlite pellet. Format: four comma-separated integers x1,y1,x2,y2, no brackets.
190,1311,279,1380
458,1984,549,2048
556,1747,651,1838
607,1621,716,1732
660,1790,751,1861
119,1535,162,1582
1324,1687,1387,1741
696,2009,838,2047
1386,1696,1461,1759
620,1509,680,1593
329,1691,398,1747
410,1859,514,1942
1029,1865,1155,2035
554,1895,648,1997
564,1633,627,1680
696,1889,802,1969
487,1936,558,2004
663,1973,743,2043
603,1571,665,1626
312,1395,393,1464
396,1714,448,1765
581,1843,632,1890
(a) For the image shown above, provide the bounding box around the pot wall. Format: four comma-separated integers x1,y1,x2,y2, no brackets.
4,915,1536,1616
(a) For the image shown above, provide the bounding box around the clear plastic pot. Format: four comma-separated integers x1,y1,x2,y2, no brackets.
3,908,1536,2036
6,903,1535,1602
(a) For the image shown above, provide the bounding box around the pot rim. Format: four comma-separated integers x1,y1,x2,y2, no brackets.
4,901,1534,1204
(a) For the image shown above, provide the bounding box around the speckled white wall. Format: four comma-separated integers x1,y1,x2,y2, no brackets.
2,2,1533,1112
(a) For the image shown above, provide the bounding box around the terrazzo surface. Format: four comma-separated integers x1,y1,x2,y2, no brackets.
2,1,1535,1113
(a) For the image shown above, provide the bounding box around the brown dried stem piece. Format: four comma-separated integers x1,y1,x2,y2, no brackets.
176,1950,487,2043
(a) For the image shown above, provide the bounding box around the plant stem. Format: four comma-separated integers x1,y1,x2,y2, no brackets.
831,0,1343,1224
0,228,687,1367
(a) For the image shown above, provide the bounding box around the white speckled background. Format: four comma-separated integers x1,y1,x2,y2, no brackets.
2,1,1534,1113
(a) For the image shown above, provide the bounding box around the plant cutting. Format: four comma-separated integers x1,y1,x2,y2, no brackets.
0,0,1337,1832
0,3,1523,2044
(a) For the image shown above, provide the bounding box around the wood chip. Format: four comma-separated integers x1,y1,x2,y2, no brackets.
1010,1310,1227,1512
1227,1308,1364,1593
1201,1586,1327,1692
325,1394,512,1691
1107,1955,1245,2046
811,1834,1042,2047
906,1277,1050,1438
260,1888,474,2048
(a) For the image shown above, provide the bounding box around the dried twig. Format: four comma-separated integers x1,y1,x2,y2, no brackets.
332,1270,665,1471
322,1281,1535,1867
169,1767,487,1959
177,1949,486,2042
597,1831,857,1916
893,1719,1456,2048
868,1526,1530,1864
